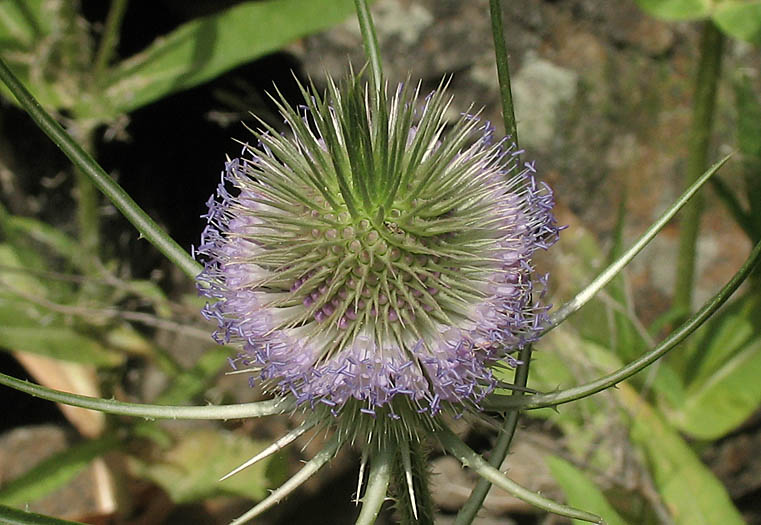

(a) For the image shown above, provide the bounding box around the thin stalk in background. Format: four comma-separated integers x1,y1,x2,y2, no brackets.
673,21,724,324
456,2,524,522
0,58,202,279
488,0,518,147
93,0,130,83
354,0,383,94
73,124,100,266
75,0,130,265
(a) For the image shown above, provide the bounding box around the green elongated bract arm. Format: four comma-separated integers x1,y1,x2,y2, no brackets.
230,434,343,525
546,152,732,331
486,237,761,411
0,371,293,419
435,427,603,523
0,57,202,279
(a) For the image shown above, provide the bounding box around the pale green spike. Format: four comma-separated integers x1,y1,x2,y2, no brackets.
400,440,418,520
220,420,316,481
230,434,342,525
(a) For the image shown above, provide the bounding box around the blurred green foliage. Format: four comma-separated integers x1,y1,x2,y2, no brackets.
636,0,761,44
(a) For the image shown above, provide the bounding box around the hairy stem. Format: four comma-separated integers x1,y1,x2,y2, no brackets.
393,440,435,525
0,371,294,419
355,443,393,525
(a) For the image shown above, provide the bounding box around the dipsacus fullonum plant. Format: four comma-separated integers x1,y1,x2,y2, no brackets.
196,74,561,522
1,1,759,524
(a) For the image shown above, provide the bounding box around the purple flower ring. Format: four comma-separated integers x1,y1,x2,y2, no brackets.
197,77,558,421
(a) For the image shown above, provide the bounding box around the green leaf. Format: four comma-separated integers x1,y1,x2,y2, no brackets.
636,0,761,43
683,292,761,387
713,2,761,44
154,347,228,405
635,0,712,20
131,428,282,503
123,279,173,318
0,244,48,300
99,0,358,116
675,337,761,439
661,293,761,439
619,384,744,525
546,456,629,525
0,435,119,506
1,326,123,367
4,216,83,269
0,0,56,48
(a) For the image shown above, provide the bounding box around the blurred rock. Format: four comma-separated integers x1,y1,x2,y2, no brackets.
513,52,578,150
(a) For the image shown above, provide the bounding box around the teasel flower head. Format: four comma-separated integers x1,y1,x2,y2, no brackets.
197,74,558,436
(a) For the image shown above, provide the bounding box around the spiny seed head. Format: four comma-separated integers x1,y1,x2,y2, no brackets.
197,75,558,423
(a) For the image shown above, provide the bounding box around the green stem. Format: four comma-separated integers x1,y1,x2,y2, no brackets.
455,346,531,525
0,505,84,525
74,159,100,261
436,427,602,523
454,7,526,524
0,371,293,419
93,0,129,82
673,21,724,323
71,123,100,271
354,0,383,93
355,443,393,525
485,237,761,411
488,0,518,146
0,57,202,279
548,153,731,332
